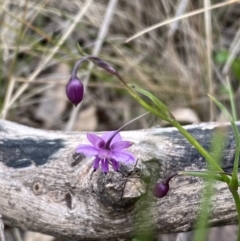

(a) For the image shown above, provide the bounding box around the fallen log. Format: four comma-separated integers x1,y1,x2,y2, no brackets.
0,120,238,240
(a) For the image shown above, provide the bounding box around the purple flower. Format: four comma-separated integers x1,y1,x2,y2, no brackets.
76,131,135,173
66,76,84,106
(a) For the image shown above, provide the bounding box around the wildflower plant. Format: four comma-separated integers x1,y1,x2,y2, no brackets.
68,55,240,240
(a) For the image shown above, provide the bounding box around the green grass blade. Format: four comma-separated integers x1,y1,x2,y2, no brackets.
179,171,228,183
193,130,226,241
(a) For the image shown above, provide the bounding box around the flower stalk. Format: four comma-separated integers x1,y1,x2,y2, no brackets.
170,120,230,184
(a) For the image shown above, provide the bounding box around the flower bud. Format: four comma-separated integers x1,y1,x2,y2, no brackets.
66,77,84,106
153,182,169,198
153,173,178,198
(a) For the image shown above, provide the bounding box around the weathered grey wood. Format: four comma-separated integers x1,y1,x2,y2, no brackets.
0,120,239,240
0,215,6,241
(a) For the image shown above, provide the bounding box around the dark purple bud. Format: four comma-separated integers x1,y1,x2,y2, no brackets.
153,173,178,198
66,77,84,106
153,182,169,198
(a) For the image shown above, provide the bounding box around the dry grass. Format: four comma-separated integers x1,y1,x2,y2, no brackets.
1,1,240,240
0,0,240,131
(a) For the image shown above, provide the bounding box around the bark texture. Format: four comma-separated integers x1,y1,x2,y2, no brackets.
0,120,239,240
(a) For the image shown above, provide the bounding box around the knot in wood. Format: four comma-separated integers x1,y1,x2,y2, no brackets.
32,182,43,195
91,170,146,210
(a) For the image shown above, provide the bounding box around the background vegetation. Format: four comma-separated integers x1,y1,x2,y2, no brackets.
1,0,240,240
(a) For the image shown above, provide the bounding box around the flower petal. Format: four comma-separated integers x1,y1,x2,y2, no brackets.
101,131,122,143
87,133,105,149
93,157,100,171
111,150,136,164
110,141,133,151
101,159,109,174
76,144,98,156
111,159,120,171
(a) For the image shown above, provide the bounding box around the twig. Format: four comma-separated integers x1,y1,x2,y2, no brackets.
126,0,239,43
204,0,214,121
167,0,189,38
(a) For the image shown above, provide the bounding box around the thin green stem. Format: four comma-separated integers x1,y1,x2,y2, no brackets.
229,122,240,189
230,190,240,241
208,94,239,189
227,79,237,121
171,120,230,183
105,112,149,148
114,73,171,121
108,72,172,122
178,171,231,183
